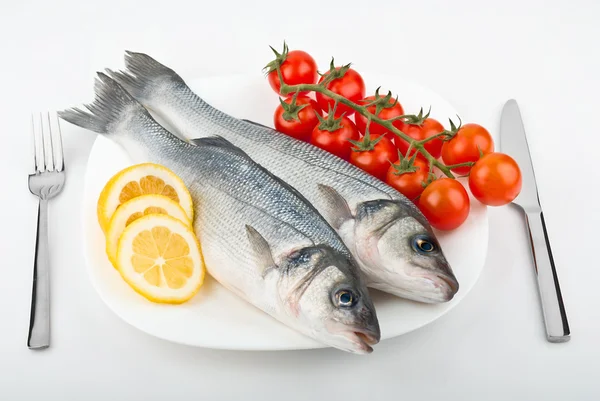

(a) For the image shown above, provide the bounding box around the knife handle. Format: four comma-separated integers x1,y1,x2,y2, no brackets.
524,211,570,342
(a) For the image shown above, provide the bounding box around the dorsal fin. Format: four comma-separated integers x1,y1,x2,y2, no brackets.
192,136,326,221
241,119,272,130
191,136,249,158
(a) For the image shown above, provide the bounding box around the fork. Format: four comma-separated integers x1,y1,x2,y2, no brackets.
28,112,65,350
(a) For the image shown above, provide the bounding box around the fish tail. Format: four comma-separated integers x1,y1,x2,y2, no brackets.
107,51,184,102
59,72,146,134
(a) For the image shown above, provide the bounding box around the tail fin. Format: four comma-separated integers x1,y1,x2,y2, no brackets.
107,51,185,102
59,72,146,134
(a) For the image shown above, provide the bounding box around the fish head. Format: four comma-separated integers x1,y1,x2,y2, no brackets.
280,246,380,354
353,199,459,303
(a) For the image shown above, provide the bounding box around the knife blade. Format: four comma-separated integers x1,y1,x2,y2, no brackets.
500,99,570,342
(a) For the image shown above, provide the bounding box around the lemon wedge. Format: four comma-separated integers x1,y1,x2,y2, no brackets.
105,194,191,267
116,214,204,304
97,163,193,233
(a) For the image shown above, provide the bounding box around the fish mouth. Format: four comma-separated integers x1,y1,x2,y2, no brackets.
417,272,459,302
369,270,460,303
437,273,459,294
342,327,380,354
325,320,381,354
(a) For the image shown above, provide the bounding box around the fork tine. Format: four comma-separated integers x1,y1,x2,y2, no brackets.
31,114,39,173
51,113,64,172
34,113,47,173
44,112,55,172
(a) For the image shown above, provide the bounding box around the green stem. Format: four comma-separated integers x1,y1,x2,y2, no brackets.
405,141,414,158
280,81,456,178
444,161,475,169
416,131,449,145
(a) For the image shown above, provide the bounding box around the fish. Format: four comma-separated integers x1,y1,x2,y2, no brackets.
59,73,380,354
107,52,460,303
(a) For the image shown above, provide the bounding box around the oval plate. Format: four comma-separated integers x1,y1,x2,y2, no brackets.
80,73,488,350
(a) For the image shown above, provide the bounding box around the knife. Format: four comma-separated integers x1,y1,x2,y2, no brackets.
500,99,570,343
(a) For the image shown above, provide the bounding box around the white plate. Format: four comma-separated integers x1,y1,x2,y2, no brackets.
80,73,488,350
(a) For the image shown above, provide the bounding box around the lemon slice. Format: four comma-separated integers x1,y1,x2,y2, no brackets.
105,194,191,267
97,163,193,233
116,214,204,304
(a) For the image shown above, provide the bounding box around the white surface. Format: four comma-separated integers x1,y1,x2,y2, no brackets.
1,0,599,400
82,74,488,350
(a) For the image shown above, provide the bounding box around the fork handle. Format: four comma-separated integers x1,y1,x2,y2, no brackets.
28,199,50,349
525,211,570,343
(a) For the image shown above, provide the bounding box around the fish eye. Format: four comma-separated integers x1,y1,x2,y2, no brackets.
412,235,436,253
334,289,358,308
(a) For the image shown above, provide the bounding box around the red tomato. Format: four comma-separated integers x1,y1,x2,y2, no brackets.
441,123,494,175
354,96,405,138
273,96,322,141
418,178,470,231
386,157,430,201
267,50,318,96
349,135,398,180
310,116,360,160
468,153,522,206
316,67,365,117
395,118,445,159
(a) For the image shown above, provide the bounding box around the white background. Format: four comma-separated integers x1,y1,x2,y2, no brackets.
1,0,599,400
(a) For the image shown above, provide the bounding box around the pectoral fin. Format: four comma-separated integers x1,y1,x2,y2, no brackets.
245,225,276,277
317,184,353,229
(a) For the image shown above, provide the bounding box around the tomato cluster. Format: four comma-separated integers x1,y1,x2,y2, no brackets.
265,43,522,231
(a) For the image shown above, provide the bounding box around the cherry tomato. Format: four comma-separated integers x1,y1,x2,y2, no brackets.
316,68,365,117
273,96,322,141
310,116,360,160
349,135,398,180
354,96,405,138
267,50,318,96
418,178,470,231
395,118,445,159
441,123,494,175
468,153,522,206
386,157,430,201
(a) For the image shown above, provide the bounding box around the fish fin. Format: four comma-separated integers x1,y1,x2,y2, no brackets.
191,136,250,158
59,72,146,134
107,51,184,102
245,225,277,276
316,184,353,229
241,119,273,130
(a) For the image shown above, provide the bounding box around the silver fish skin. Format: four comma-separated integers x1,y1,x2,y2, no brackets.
59,74,380,354
108,52,459,303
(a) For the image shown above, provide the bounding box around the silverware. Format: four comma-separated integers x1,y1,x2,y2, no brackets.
500,99,570,343
28,112,65,349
